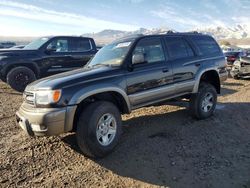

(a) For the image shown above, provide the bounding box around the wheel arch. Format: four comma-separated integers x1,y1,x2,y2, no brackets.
193,69,221,94
4,63,40,79
69,87,131,131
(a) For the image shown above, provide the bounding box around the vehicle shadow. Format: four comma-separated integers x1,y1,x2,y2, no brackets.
222,82,244,87
0,91,22,96
62,101,250,187
220,87,238,96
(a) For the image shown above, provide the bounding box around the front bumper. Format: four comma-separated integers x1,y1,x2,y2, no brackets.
16,103,77,136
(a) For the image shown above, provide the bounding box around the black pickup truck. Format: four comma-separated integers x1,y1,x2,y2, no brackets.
0,36,97,91
16,32,228,158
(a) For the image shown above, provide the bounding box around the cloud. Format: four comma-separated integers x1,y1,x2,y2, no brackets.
0,0,138,33
150,1,231,30
150,9,202,29
201,0,220,14
129,0,145,3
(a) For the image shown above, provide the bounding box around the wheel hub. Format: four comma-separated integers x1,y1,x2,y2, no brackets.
201,92,214,113
96,113,117,146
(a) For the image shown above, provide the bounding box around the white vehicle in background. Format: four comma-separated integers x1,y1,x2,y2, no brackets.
231,57,250,79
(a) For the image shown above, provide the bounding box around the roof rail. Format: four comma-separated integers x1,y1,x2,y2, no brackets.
166,31,202,35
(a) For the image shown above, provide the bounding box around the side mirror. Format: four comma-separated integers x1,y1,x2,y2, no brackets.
45,46,56,54
132,53,146,65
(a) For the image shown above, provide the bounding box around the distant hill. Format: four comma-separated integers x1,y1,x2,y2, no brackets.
2,24,250,46
82,28,171,44
196,24,250,40
82,25,250,45
0,36,37,45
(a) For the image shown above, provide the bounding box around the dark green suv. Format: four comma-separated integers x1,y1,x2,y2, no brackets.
16,32,227,158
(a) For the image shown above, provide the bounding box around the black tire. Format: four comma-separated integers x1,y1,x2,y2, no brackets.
7,66,36,92
76,101,122,158
190,82,217,119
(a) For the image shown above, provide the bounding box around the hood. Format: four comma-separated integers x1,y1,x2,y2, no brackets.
26,66,121,91
0,49,37,57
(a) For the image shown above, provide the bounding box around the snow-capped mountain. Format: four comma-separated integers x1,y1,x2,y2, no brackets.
82,25,250,44
82,28,172,44
195,24,250,40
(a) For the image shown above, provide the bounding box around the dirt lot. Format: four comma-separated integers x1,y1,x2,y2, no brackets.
0,78,250,188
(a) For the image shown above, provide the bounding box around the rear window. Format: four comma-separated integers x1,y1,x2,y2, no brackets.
190,36,221,56
165,37,194,60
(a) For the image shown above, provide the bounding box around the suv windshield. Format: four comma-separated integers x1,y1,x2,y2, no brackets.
24,37,50,50
88,40,133,67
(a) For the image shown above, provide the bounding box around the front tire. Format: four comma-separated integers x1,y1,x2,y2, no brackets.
76,101,122,158
190,82,217,119
7,66,36,92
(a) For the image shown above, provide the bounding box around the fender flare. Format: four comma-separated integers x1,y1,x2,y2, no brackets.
4,62,40,78
68,85,131,112
192,68,220,93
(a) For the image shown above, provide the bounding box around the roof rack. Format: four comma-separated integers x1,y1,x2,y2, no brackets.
166,31,202,35
166,30,176,34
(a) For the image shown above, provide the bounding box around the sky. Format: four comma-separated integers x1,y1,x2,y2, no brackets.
0,0,250,36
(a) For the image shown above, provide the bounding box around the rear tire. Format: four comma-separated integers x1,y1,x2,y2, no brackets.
76,101,122,158
7,66,36,92
190,82,217,119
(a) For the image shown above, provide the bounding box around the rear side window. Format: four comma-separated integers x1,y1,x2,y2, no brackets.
165,37,194,60
190,36,221,56
69,38,92,52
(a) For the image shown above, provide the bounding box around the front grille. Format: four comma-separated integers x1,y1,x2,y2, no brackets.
24,91,35,106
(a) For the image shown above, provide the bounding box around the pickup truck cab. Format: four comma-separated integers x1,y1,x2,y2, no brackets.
16,32,227,158
0,36,97,91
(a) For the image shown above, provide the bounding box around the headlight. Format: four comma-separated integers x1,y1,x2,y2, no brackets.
35,90,62,105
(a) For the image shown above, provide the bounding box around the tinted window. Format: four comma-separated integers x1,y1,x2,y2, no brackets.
190,36,221,55
69,38,92,52
133,38,165,64
47,39,68,52
165,37,194,60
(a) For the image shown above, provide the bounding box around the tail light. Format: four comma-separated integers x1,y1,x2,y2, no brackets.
227,56,236,61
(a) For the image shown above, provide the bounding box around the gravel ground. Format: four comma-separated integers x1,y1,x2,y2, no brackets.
0,78,250,188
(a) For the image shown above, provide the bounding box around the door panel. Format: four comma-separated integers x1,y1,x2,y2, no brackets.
39,37,95,76
127,63,174,106
126,37,174,107
67,38,96,68
164,36,200,93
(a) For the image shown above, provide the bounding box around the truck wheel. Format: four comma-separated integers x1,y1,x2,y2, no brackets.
7,66,36,92
190,82,217,119
76,101,122,158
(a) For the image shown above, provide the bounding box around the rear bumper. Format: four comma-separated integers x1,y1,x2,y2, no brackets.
16,103,77,136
